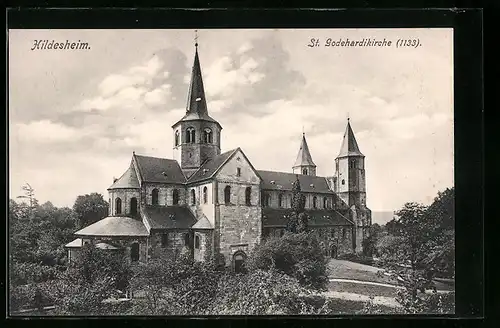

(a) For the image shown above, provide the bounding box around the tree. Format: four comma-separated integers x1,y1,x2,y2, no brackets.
287,175,308,233
73,193,109,229
246,232,328,290
362,223,384,257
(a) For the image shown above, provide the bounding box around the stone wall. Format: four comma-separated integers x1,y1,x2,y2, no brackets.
148,230,190,258
193,230,213,262
188,182,215,226
215,149,262,268
85,236,148,263
262,190,335,210
143,183,187,206
109,189,140,217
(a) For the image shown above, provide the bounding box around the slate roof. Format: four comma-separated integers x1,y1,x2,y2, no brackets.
192,215,213,229
293,133,316,167
257,170,334,194
262,208,353,228
337,120,364,158
141,205,197,230
134,154,187,184
74,216,149,237
108,162,140,190
187,148,238,183
65,238,82,248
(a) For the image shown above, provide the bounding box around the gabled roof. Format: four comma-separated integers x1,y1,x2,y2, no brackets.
293,133,316,168
257,170,334,194
141,205,197,230
337,119,364,158
187,148,238,183
65,238,82,248
134,154,187,184
108,161,140,190
262,208,353,228
192,215,213,229
74,216,149,237
172,45,221,129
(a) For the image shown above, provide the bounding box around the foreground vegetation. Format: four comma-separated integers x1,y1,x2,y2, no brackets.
9,183,455,315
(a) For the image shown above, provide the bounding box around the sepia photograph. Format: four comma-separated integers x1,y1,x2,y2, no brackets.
8,27,455,316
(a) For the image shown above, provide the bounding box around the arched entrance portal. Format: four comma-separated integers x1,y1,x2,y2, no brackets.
233,251,247,273
330,245,338,259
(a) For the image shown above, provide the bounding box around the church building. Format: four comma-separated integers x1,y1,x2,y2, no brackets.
65,41,372,272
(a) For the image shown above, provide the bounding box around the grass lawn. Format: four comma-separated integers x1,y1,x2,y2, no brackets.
328,281,399,298
328,259,395,284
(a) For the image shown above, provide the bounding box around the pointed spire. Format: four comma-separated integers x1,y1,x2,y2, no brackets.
337,119,364,158
293,133,316,167
185,43,209,117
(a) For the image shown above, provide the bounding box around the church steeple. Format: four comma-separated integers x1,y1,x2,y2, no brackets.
337,119,364,158
292,133,317,176
171,36,222,178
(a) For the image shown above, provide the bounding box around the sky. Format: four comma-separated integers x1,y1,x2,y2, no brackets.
8,29,454,224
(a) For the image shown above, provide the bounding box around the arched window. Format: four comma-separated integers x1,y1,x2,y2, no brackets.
224,186,231,204
203,128,212,143
261,192,269,207
233,251,247,273
323,197,328,209
184,233,190,247
350,160,356,169
115,198,122,215
195,235,200,249
131,243,139,262
342,228,346,239
174,130,180,146
172,189,179,205
190,189,196,205
278,194,284,208
203,186,208,204
313,196,317,209
152,189,159,205
186,127,195,144
302,168,308,175
130,197,138,215
342,179,345,185
245,187,252,206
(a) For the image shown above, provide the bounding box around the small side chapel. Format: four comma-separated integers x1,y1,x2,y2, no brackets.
65,37,372,272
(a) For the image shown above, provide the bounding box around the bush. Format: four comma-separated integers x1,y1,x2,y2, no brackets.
10,261,64,286
246,231,328,290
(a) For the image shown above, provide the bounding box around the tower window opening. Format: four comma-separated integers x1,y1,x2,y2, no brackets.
203,128,213,143
224,185,231,204
313,196,317,209
245,187,252,206
278,194,284,208
203,186,208,204
323,197,328,209
350,160,356,169
237,167,241,177
175,130,180,146
302,168,308,175
186,127,196,144
190,189,196,205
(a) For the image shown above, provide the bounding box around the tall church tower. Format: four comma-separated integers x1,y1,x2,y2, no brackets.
335,119,366,207
292,133,317,176
172,41,222,178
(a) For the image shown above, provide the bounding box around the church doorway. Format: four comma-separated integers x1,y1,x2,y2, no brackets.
330,245,338,259
233,251,247,273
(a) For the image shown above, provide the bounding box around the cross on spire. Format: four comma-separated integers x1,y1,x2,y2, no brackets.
194,29,198,47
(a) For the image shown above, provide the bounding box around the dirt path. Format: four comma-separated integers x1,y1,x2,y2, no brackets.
321,291,401,308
